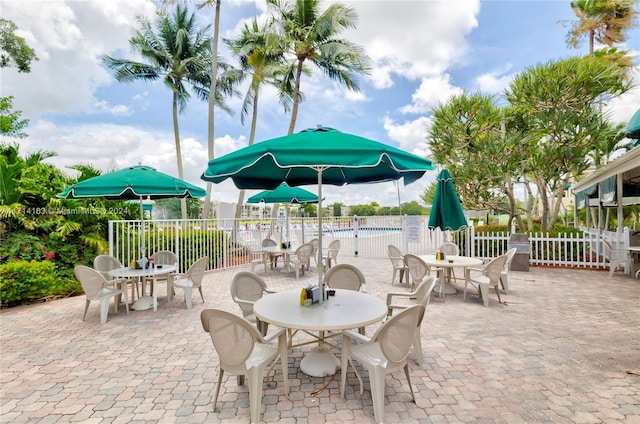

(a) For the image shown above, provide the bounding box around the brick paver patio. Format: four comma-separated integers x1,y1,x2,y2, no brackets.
1,255,639,423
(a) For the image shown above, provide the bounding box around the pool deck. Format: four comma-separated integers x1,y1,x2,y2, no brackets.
1,255,639,423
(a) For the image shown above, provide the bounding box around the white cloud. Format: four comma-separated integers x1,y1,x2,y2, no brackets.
2,0,157,118
400,74,464,114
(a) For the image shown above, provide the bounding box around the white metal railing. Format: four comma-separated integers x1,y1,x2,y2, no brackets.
108,216,621,272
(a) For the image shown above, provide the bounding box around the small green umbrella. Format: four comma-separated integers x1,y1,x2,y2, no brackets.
625,108,640,139
201,126,435,286
428,169,467,232
248,182,318,244
247,182,318,204
58,164,206,255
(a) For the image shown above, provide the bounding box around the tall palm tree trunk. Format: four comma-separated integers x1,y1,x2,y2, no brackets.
204,0,221,219
287,60,305,135
172,92,187,219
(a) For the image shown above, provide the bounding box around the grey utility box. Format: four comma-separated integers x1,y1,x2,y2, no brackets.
508,234,530,272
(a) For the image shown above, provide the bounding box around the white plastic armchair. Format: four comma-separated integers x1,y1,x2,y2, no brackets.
74,265,129,324
149,250,178,294
200,309,289,423
340,304,425,424
386,276,437,366
500,247,518,292
93,254,136,301
290,242,314,278
230,271,276,336
169,256,208,309
245,245,268,275
602,240,633,277
323,239,341,269
387,244,408,286
324,263,366,292
404,253,443,294
261,238,282,269
464,253,509,307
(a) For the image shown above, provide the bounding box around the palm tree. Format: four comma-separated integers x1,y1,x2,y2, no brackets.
567,0,638,55
266,0,370,135
225,19,293,219
102,5,223,219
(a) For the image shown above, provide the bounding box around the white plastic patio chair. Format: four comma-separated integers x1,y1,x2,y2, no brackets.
200,308,289,423
499,247,518,292
438,241,460,283
404,253,443,294
261,238,282,269
340,304,425,424
385,275,437,366
244,245,268,275
74,265,129,324
149,250,178,295
323,239,340,269
290,242,314,278
93,254,137,302
324,263,366,292
387,244,408,286
464,253,509,307
169,256,208,309
602,240,634,277
230,271,276,336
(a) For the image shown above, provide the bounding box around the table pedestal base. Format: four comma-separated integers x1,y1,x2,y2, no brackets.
300,347,340,377
131,296,156,311
435,284,457,295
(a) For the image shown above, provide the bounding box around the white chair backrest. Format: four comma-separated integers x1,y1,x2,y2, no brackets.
151,250,178,266
231,271,269,318
414,276,437,309
375,304,425,365
295,243,314,263
324,264,365,291
484,254,509,284
504,248,517,269
74,265,107,300
403,254,429,282
439,241,460,256
93,255,122,279
187,256,209,287
262,238,277,248
388,244,404,264
201,309,261,369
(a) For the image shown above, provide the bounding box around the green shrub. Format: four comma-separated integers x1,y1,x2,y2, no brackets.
0,260,82,307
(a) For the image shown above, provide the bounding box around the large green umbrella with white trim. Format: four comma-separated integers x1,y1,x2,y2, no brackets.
201,126,435,286
428,169,467,232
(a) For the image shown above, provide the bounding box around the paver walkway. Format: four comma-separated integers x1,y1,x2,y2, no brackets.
1,256,639,423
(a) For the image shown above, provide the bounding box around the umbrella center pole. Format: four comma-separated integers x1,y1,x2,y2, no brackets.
316,167,325,301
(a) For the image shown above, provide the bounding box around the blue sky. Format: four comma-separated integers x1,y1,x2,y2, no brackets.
3,0,639,207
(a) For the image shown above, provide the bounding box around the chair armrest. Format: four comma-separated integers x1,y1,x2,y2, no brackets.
262,326,286,343
386,291,412,306
265,289,277,294
464,266,485,278
342,329,371,344
234,299,255,309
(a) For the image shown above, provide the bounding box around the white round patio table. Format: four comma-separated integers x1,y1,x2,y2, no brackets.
419,254,483,294
254,288,386,377
108,265,177,311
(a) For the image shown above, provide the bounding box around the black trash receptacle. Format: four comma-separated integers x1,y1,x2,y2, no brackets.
508,234,530,272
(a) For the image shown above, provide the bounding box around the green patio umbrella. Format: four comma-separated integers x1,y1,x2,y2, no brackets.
58,164,206,255
247,182,318,204
201,126,435,287
247,182,319,244
428,169,467,232
625,108,640,139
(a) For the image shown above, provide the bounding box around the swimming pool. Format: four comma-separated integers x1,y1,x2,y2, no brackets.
321,227,402,238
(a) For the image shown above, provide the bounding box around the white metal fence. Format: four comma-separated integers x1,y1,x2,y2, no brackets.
108,215,627,273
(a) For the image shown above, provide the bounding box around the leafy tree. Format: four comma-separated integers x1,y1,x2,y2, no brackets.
102,4,239,219
266,0,371,134
566,0,638,55
0,18,38,72
505,55,631,230
226,18,292,220
0,97,28,138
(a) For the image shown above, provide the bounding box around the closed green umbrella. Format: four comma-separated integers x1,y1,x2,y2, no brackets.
428,169,467,232
58,164,206,255
201,126,435,286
